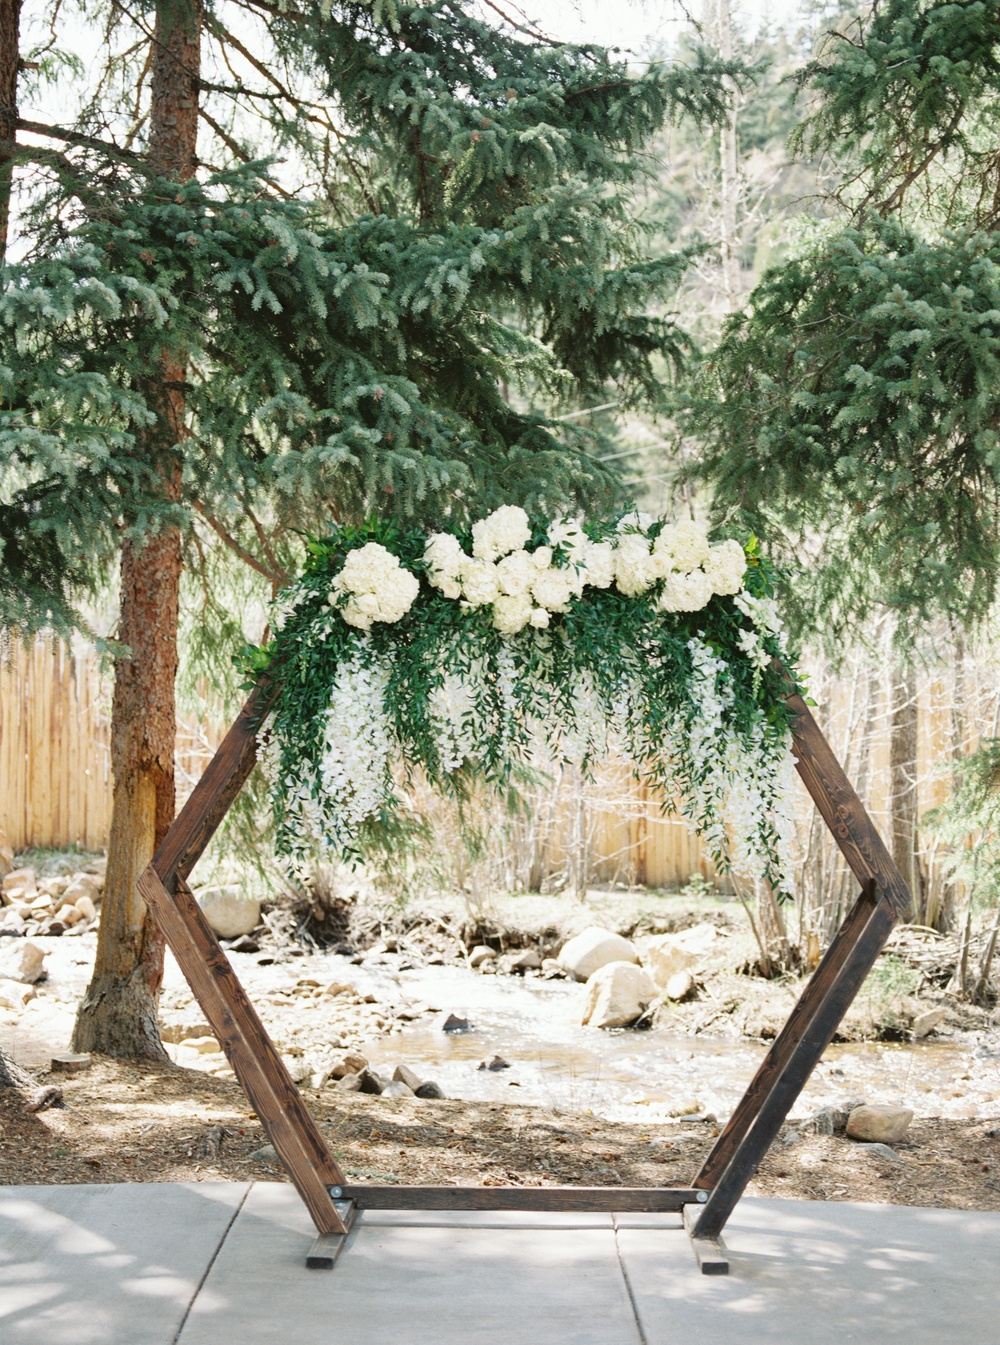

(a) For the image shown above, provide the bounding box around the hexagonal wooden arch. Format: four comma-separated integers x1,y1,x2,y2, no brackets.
138,680,911,1272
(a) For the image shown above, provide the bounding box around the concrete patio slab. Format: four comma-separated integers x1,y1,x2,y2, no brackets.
3,1183,999,1344
618,1196,1000,1344
179,1182,641,1345
0,1181,249,1345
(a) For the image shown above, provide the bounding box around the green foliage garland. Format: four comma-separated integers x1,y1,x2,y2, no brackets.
247,510,801,892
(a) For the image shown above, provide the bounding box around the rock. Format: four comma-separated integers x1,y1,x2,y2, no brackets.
640,926,717,989
358,1068,388,1095
829,1097,866,1129
62,875,101,905
323,981,355,997
336,1072,364,1092
912,1007,947,1039
194,885,260,940
329,1052,369,1079
780,1128,802,1146
801,1106,838,1136
855,1142,905,1163
541,958,563,973
509,948,541,973
74,894,97,924
477,1054,510,1071
2,868,37,902
0,940,47,984
393,1064,423,1091
664,970,694,1001
381,1080,415,1099
557,926,639,982
414,1080,445,1099
181,1035,222,1055
581,961,657,1029
54,904,83,926
469,946,496,968
439,1012,471,1032
227,934,259,953
252,1144,278,1164
51,1052,92,1073
846,1104,914,1144
281,1056,313,1084
0,832,13,880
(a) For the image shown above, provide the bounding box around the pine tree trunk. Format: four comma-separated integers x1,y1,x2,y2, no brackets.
890,661,924,922
0,0,22,263
73,0,201,1059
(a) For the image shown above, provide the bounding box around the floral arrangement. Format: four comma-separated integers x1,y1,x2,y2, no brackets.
245,507,800,891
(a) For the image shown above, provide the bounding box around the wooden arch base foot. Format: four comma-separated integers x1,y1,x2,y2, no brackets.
136,677,912,1273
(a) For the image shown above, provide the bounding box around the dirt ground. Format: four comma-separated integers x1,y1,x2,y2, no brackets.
2,1055,1000,1215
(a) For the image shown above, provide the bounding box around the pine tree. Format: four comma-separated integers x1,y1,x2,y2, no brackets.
2,0,738,1054
683,0,1000,639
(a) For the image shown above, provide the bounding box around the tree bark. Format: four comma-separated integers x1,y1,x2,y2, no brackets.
73,0,201,1059
889,661,924,922
0,0,22,263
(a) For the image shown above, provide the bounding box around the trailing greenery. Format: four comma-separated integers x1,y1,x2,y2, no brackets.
246,509,801,891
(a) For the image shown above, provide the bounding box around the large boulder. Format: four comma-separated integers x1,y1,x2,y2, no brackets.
641,925,718,989
2,868,37,903
846,1105,913,1145
0,940,47,985
557,926,639,982
581,961,657,1029
195,885,260,939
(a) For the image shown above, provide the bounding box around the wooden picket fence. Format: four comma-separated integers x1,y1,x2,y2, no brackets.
0,637,216,856
0,634,972,895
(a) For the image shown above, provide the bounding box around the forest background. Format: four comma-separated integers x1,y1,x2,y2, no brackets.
4,0,1000,1057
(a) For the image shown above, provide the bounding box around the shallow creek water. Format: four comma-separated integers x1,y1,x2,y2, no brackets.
357,962,1000,1126
6,936,999,1127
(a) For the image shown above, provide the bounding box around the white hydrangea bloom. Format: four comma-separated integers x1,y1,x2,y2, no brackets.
331,542,420,629
581,539,615,589
492,592,534,634
548,517,586,558
461,558,500,606
337,541,399,593
613,533,655,596
653,520,710,573
471,505,531,561
616,510,652,533
529,608,550,628
658,568,713,613
424,531,464,570
495,550,536,596
424,533,466,599
704,539,747,596
531,565,581,613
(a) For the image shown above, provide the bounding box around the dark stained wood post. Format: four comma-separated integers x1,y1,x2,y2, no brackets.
133,673,911,1272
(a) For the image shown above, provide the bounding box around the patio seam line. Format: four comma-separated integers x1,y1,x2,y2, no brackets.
171,1182,252,1345
613,1217,649,1345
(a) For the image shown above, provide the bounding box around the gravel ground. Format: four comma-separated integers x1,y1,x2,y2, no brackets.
2,1056,1000,1214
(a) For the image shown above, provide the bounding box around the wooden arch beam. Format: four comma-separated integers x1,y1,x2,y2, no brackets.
136,679,911,1272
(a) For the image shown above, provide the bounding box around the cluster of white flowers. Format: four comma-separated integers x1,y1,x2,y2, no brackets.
264,506,795,888
419,507,750,634
329,542,420,631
